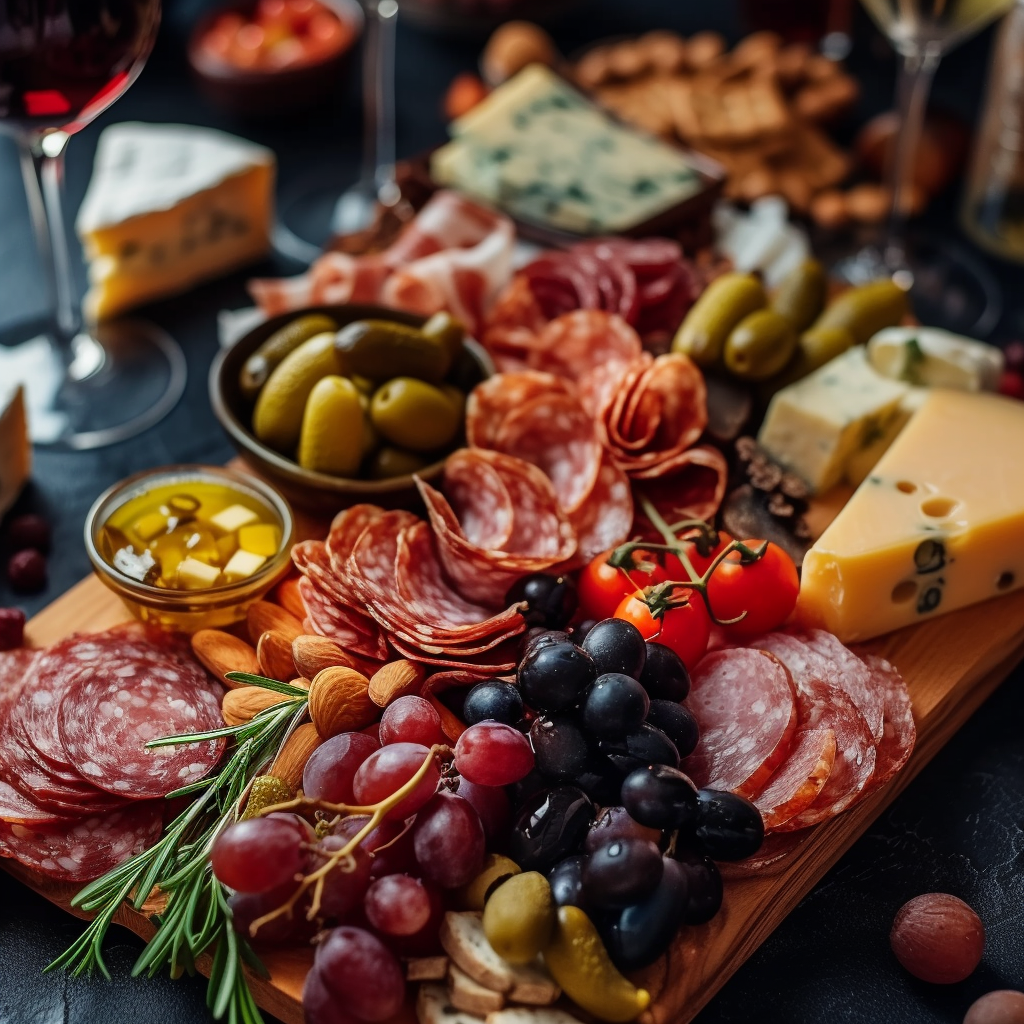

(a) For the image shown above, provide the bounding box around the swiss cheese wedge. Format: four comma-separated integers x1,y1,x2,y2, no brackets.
797,389,1024,642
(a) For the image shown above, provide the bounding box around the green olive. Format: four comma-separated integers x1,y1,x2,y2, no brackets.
724,309,798,380
770,258,827,331
811,279,909,346
672,272,766,366
367,446,429,479
370,378,461,452
335,320,452,384
421,311,466,361
240,314,337,401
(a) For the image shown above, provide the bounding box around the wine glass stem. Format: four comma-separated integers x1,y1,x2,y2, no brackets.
884,48,940,269
362,0,398,202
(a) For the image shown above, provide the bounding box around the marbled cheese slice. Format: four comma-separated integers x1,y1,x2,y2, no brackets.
797,389,1024,642
76,123,274,321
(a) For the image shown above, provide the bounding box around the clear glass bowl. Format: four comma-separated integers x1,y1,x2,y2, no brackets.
85,464,295,632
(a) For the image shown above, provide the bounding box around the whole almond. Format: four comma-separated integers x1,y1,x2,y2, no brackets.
247,600,304,646
192,630,260,689
369,660,426,707
270,722,322,790
222,687,294,727
308,665,376,738
257,629,298,682
273,576,307,622
292,634,361,679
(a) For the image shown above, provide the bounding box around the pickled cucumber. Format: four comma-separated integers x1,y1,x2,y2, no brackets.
724,309,798,380
770,259,826,331
483,872,556,964
811,279,909,346
297,376,364,476
335,320,452,384
370,378,461,452
672,273,766,367
240,314,337,400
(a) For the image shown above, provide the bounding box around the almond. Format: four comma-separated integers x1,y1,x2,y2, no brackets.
192,629,260,689
369,659,426,707
222,687,293,727
273,576,307,622
269,722,322,790
247,600,304,646
257,629,298,682
308,665,377,738
292,634,361,679
425,691,467,742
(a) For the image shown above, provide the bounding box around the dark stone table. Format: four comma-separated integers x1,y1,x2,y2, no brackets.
1,3,1022,1023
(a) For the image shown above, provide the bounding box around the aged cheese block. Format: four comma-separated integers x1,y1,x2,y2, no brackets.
0,385,31,517
797,389,1024,642
76,123,274,321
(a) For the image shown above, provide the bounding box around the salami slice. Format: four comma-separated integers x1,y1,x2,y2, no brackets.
528,311,643,385
0,779,72,826
0,801,163,881
466,372,574,450
859,653,915,790
443,452,515,551
58,664,224,799
387,636,519,674
564,455,634,568
753,728,836,830
682,649,798,798
632,446,729,535
298,576,388,660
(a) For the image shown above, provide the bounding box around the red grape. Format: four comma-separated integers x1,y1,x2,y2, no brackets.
412,791,485,888
378,881,445,958
454,722,534,786
211,816,306,893
352,743,439,820
379,696,446,747
364,875,432,935
229,878,315,948
303,732,380,805
303,962,360,1024
333,815,420,877
455,778,511,842
315,926,405,1021
308,834,373,918
890,893,985,984
964,991,1024,1024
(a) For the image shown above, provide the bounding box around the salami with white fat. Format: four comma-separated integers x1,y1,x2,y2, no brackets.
859,653,916,790
753,728,836,830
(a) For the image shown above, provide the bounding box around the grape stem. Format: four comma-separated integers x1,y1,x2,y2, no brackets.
247,745,449,933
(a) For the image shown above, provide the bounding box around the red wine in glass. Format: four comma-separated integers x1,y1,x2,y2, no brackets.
0,0,186,450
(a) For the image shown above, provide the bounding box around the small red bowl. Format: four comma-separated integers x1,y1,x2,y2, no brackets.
188,0,363,118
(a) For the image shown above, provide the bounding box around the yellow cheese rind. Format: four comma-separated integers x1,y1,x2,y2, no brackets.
797,389,1024,642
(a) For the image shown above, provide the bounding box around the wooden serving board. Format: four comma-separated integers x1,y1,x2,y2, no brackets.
8,571,1024,1024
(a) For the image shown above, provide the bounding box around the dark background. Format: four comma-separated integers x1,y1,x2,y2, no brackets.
1,2,1023,1022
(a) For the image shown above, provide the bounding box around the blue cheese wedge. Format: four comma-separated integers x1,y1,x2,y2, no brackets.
76,123,274,321
867,327,1004,391
432,65,703,235
758,347,911,493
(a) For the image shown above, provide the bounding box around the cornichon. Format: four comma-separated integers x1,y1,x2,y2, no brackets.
672,272,766,367
240,313,337,400
334,319,453,384
770,258,827,331
483,871,555,964
542,906,651,1023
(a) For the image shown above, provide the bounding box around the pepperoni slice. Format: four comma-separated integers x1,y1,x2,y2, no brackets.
58,664,224,800
859,653,916,790
753,728,836,830
682,649,798,798
0,801,163,882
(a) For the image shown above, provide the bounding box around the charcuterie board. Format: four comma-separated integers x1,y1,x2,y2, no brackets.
7,541,1024,1024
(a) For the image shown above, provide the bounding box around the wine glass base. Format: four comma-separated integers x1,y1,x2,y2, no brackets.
832,234,1003,338
0,317,187,450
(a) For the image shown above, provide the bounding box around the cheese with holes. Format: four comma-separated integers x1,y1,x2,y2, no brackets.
76,123,274,321
0,386,31,517
797,389,1024,642
758,346,911,493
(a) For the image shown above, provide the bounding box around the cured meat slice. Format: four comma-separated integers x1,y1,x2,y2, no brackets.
298,576,388,661
529,311,644,385
682,649,798,798
859,653,915,789
443,453,514,551
753,728,836,830
388,637,519,674
564,455,633,568
632,446,729,533
0,779,72,826
58,664,224,799
466,372,574,450
0,801,163,882
797,629,885,742
293,540,355,610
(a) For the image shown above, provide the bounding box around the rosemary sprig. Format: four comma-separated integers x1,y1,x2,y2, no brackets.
47,673,308,1024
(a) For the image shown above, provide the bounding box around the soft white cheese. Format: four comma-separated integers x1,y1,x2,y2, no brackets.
867,326,1004,391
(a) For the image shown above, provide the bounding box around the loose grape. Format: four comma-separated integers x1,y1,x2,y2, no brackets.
644,699,699,758
303,962,360,1024
379,696,446,747
315,925,405,1020
599,723,679,774
582,673,650,739
7,548,46,593
529,714,589,782
412,791,486,888
454,722,534,786
308,834,373,918
6,513,52,554
890,893,985,984
581,618,647,679
303,732,380,805
364,875,433,935
584,805,662,854
507,786,595,873
455,778,511,842
212,816,306,893
517,640,596,713
462,680,524,727
548,855,590,912
352,743,439,820
580,837,663,909
964,991,1024,1024
672,847,723,924
506,573,579,629
695,789,764,861
621,765,699,831
639,641,691,701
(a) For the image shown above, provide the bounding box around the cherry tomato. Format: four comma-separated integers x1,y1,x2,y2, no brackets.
662,530,735,583
578,548,665,621
705,539,799,636
614,591,711,672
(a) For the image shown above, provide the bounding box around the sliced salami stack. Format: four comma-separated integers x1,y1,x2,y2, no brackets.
0,624,224,882
682,629,916,871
